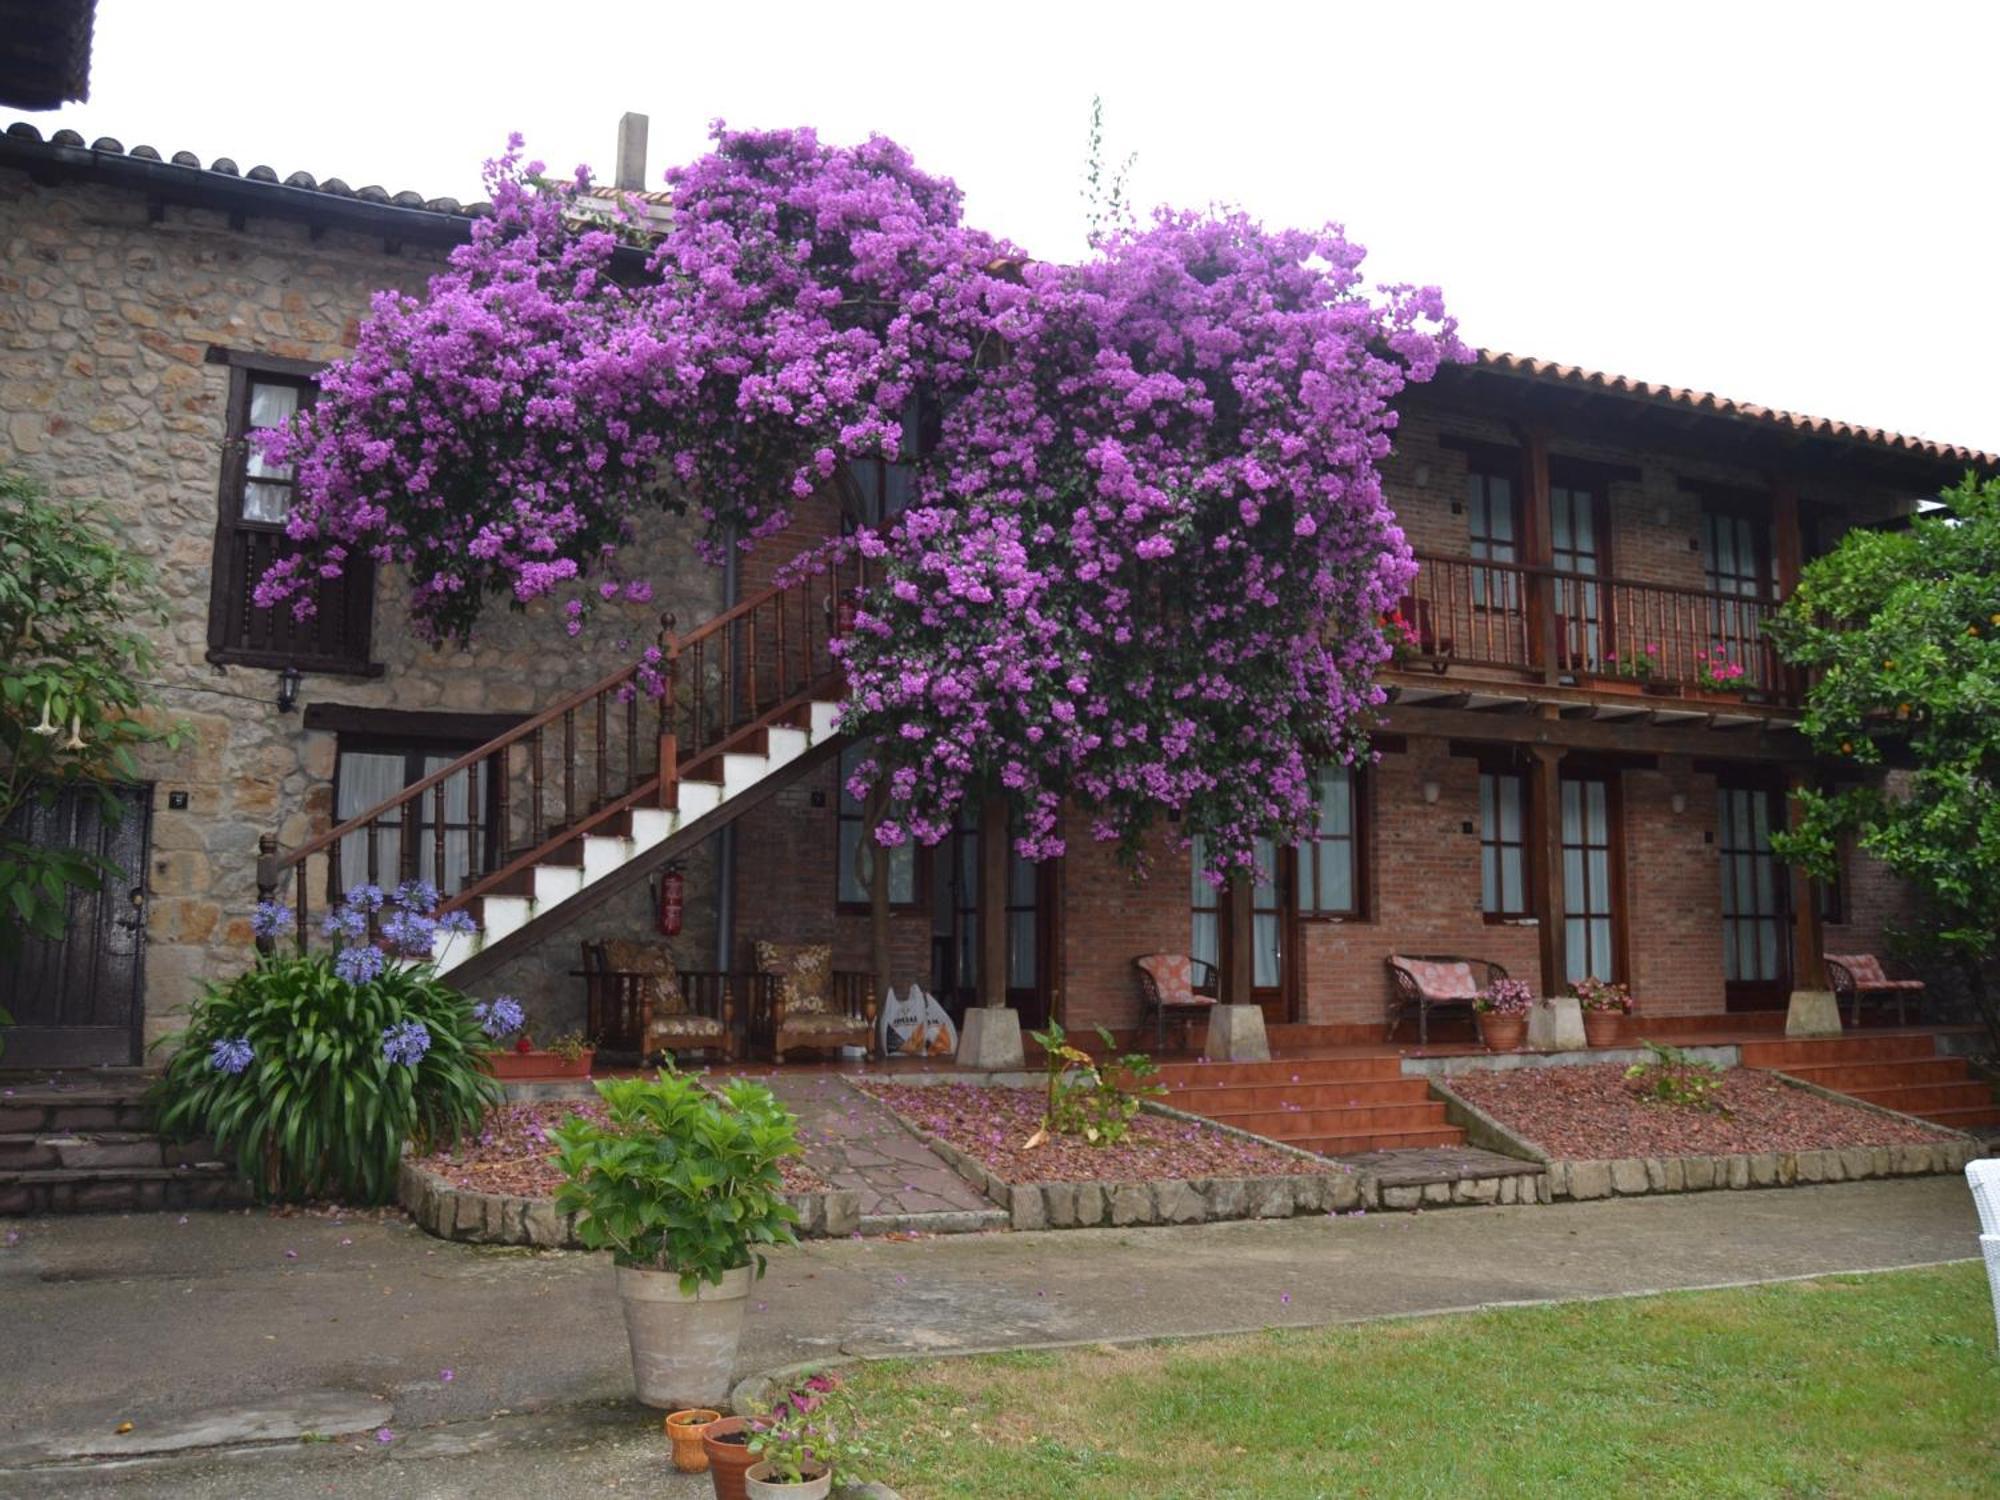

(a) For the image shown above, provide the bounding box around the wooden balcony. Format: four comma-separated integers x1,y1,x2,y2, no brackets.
1395,553,1796,706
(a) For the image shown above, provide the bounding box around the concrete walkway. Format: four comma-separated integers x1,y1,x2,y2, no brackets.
0,1176,1984,1497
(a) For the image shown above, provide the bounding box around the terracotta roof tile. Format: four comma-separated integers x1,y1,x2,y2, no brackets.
1473,349,1995,470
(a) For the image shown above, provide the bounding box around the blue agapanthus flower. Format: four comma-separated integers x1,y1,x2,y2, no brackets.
436,909,477,935
334,943,387,985
473,996,525,1040
343,883,387,912
207,1036,255,1075
322,904,369,942
381,1019,431,1068
249,901,293,940
379,907,438,960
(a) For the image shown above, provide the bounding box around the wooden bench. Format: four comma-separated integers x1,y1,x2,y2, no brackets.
1386,954,1509,1045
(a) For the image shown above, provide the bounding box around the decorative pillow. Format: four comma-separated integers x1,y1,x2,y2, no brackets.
647,1013,724,1041
1138,953,1213,1007
1396,958,1479,1001
1828,954,1886,987
603,939,687,1016
756,941,832,1016
784,1012,866,1037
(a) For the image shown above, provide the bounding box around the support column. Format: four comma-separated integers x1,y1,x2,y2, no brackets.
1528,742,1567,996
1224,872,1255,1006
1787,771,1825,992
958,792,1025,1069
1518,426,1559,683
1772,477,1803,597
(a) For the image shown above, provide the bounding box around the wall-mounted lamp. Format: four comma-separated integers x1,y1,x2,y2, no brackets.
1670,791,1688,815
1413,463,1431,488
1421,779,1441,805
276,665,301,714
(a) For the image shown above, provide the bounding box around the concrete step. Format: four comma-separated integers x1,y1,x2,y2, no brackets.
1198,1102,1454,1137
1287,1126,1466,1154
0,1130,220,1173
0,1089,154,1135
0,1162,252,1215
1152,1057,1406,1089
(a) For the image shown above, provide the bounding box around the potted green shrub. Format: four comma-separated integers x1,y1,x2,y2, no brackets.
551,1070,802,1409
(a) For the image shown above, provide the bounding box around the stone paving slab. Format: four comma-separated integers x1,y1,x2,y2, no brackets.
1336,1144,1545,1186
762,1074,994,1220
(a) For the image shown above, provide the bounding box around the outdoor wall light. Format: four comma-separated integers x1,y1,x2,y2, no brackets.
1413,463,1431,487
276,665,302,714
1421,779,1441,805
1670,791,1688,815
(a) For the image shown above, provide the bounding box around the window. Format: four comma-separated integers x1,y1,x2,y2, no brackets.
1717,785,1786,986
1561,776,1618,983
1190,840,1222,974
333,737,493,897
835,742,916,905
844,396,940,525
206,352,376,674
1479,768,1530,919
1465,466,1520,609
1549,481,1607,671
1296,765,1363,918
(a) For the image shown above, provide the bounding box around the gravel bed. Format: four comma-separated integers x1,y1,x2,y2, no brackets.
855,1082,1323,1185
1449,1064,1957,1159
414,1101,831,1198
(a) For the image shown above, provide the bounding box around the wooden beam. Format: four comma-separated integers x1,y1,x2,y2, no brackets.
1517,425,1558,683
979,794,1009,1008
1377,704,1814,763
1225,874,1254,1006
1772,476,1804,597
1528,744,1566,996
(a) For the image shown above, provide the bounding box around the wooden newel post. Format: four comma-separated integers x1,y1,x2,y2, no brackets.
979,794,1009,1009
1224,872,1254,1007
254,833,279,957
656,612,679,811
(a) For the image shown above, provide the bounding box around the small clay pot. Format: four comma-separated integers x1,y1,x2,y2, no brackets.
1477,1013,1526,1051
702,1416,759,1500
1582,1010,1624,1048
665,1408,721,1473
744,1459,832,1499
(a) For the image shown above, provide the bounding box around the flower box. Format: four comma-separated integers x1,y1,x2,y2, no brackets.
482,1047,594,1080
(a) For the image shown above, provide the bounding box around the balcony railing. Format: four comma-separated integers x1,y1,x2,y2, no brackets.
1399,552,1793,702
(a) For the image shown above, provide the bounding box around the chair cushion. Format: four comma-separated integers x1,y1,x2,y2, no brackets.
756,941,833,1015
1827,954,1887,987
602,939,687,1015
1394,957,1480,1001
781,1013,867,1038
646,1013,725,1043
1137,953,1212,1007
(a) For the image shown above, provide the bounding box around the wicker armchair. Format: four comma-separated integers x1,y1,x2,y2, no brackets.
1386,953,1510,1044
1823,953,1926,1028
1132,953,1219,1053
744,941,876,1063
574,940,733,1064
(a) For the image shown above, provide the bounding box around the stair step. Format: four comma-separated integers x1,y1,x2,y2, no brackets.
1837,1081,1998,1116
1153,1058,1406,1089
1197,1103,1452,1136
1916,1104,2000,1129
1771,1058,1971,1091
0,1090,154,1134
1159,1079,1432,1112
1288,1126,1466,1154
1739,1034,1938,1066
0,1162,253,1215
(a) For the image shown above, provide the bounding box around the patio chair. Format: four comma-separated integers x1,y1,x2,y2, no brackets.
1132,953,1219,1053
1822,953,1926,1027
744,940,876,1063
575,939,734,1064
1386,954,1509,1045
1973,1161,2000,1347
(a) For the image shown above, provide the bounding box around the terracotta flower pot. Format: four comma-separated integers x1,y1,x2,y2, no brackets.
702,1417,759,1500
665,1408,721,1473
1477,1012,1526,1051
745,1460,832,1500
482,1047,594,1080
1582,1010,1624,1048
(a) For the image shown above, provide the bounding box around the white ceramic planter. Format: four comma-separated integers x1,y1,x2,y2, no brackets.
744,1461,833,1499
614,1262,751,1409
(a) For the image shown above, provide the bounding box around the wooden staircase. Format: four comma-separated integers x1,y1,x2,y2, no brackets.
1154,1055,1463,1155
1739,1033,2000,1133
258,548,877,984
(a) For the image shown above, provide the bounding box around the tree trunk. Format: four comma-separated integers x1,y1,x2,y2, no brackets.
864,781,891,998
980,795,1009,1008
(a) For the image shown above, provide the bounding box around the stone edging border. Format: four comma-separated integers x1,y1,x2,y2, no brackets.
841,1076,1365,1229
1424,1073,1985,1202
396,1159,861,1246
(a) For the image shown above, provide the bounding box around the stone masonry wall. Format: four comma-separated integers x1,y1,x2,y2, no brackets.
0,170,724,1047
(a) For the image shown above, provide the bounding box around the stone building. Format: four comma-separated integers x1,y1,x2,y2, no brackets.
3,119,1993,1114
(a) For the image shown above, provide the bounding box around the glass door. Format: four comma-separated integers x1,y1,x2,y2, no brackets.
1190,836,1293,1025
1560,776,1619,984
935,801,1049,1028
1550,484,1606,673
1717,783,1790,1009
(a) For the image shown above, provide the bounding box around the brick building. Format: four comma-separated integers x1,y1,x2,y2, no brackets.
3,119,1992,1068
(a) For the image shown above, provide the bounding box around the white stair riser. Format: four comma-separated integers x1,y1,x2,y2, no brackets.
720,753,768,799
533,865,584,905
676,781,722,818
765,727,810,767
809,700,841,740
628,809,674,850
479,895,534,945
580,835,631,887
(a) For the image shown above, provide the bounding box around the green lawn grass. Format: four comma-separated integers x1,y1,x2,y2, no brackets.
848,1263,2000,1499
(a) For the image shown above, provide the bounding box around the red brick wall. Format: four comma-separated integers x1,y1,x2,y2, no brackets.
1621,760,1727,1017
1059,826,1195,1033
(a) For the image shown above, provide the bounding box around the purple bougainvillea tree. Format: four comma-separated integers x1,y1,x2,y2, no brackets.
257,124,1464,877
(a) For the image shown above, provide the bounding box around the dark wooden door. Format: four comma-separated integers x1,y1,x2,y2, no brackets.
1,784,152,1066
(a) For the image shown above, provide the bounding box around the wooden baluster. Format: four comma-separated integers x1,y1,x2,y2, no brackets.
624,689,638,796
775,587,789,701
295,864,308,952
596,691,608,809
692,639,707,754
400,795,419,887
722,622,736,736
255,834,280,958
493,746,510,874
563,708,577,823
530,727,545,847
465,760,483,887
433,780,447,895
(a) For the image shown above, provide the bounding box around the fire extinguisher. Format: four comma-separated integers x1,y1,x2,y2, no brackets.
655,864,685,938
829,592,857,638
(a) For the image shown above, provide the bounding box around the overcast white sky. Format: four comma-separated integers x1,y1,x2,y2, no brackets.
28,1,2000,452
